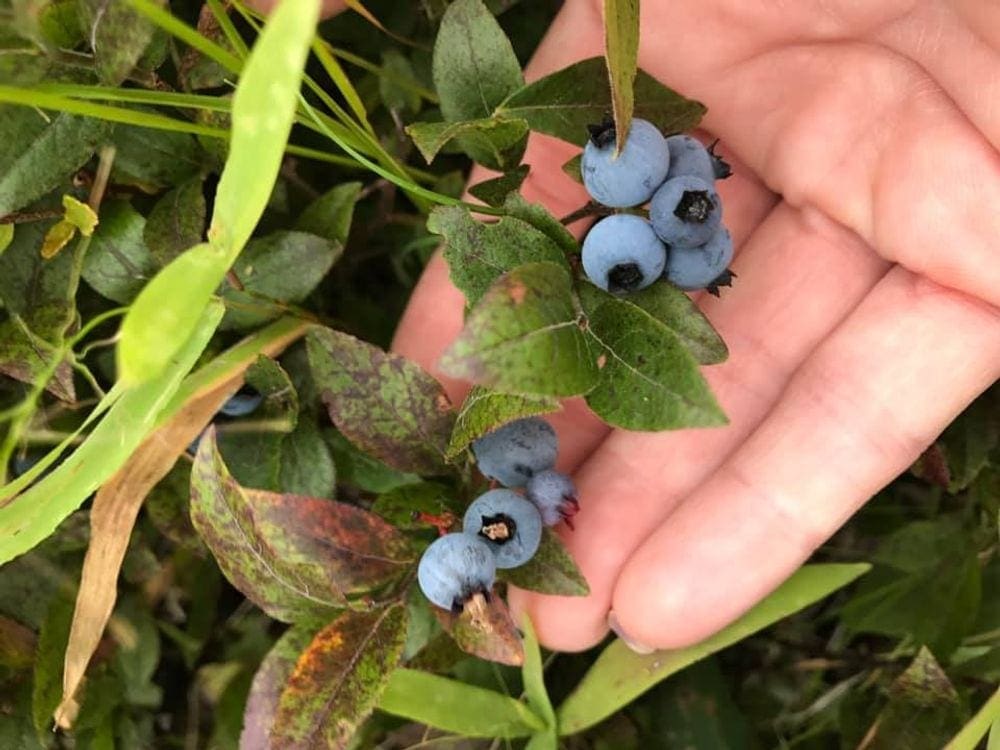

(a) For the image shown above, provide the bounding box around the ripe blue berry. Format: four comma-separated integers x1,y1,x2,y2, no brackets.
665,227,734,292
581,215,666,294
472,417,557,488
665,135,715,184
650,175,723,248
417,532,496,612
462,489,543,569
525,470,579,528
219,387,262,417
581,118,670,208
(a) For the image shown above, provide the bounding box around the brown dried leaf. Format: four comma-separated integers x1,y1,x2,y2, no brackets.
433,592,524,666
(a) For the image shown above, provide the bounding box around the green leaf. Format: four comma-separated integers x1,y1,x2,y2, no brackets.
81,201,157,304
946,686,1000,750
497,57,705,147
603,0,639,152
190,429,414,622
371,481,462,531
270,605,408,749
32,594,74,738
500,528,589,597
863,647,965,750
601,281,728,365
61,195,97,236
109,124,204,190
433,0,523,123
208,0,318,255
939,387,999,493
561,154,583,184
520,616,556,736
0,301,224,565
583,294,727,430
143,177,206,266
0,109,111,215
840,518,981,655
380,49,422,114
306,326,455,475
118,0,318,384
500,193,578,255
468,165,531,207
555,563,871,735
0,218,80,400
323,429,421,494
406,117,528,170
78,0,156,85
0,223,13,254
295,182,361,245
117,242,228,384
446,385,560,460
222,230,341,331
378,668,546,738
440,262,599,398
241,624,322,750
429,205,569,307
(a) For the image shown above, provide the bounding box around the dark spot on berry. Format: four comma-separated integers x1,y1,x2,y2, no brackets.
708,140,732,179
674,190,714,224
479,513,516,544
513,462,533,479
587,116,616,149
607,262,644,293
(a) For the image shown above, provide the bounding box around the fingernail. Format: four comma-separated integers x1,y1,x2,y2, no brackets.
607,612,655,655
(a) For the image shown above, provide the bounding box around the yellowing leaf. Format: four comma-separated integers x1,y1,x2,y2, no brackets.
40,219,76,259
62,194,98,236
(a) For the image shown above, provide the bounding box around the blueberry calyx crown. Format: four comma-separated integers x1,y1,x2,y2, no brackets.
607,262,645,293
707,140,732,179
587,116,617,149
451,585,491,615
478,513,516,544
674,190,714,224
705,268,736,297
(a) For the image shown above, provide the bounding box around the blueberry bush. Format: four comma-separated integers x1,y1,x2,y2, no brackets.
0,1,997,748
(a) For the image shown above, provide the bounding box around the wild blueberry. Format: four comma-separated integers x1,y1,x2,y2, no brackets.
463,489,543,568
581,214,666,294
581,118,670,208
650,175,723,248
472,417,557,488
525,470,579,528
219,386,263,417
707,140,732,179
665,227,735,292
417,532,496,612
665,134,715,184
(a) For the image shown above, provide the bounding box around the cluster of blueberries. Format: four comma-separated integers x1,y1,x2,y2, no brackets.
580,117,734,296
417,417,578,612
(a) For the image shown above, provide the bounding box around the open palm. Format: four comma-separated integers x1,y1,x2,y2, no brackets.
393,0,1000,652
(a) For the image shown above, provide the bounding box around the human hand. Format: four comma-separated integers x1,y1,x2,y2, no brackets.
393,0,1000,652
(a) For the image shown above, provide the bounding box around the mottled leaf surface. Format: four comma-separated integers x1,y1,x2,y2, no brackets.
441,262,598,398
82,200,157,304
307,327,455,475
407,117,528,170
222,231,341,331
79,0,156,84
433,593,524,666
270,604,408,750
241,624,322,750
110,125,204,190
371,481,462,531
584,296,726,430
0,110,111,216
429,205,568,307
501,529,589,597
498,58,705,146
446,386,560,460
432,0,523,122
468,165,530,207
190,430,414,622
501,194,578,255
295,182,361,245
579,280,726,365
143,177,206,266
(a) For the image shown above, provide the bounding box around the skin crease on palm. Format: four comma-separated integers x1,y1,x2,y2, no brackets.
260,0,1000,653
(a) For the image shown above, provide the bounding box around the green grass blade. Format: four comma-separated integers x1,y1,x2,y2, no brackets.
205,0,250,59
556,563,871,735
126,0,241,73
944,686,1000,750
0,301,224,566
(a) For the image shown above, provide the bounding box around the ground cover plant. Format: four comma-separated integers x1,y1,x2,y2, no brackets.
0,0,998,747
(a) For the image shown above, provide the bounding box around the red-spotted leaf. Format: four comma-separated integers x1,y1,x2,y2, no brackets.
269,604,408,750
306,326,455,475
241,624,322,750
190,429,415,623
